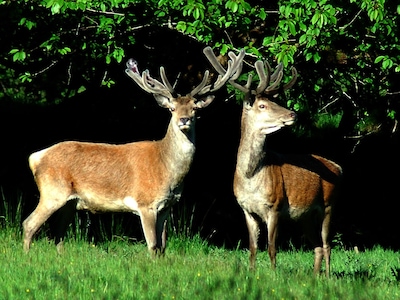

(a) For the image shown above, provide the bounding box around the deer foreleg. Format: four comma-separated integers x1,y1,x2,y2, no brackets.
244,210,260,270
51,200,77,254
139,207,163,256
156,208,170,254
314,247,323,275
267,210,279,270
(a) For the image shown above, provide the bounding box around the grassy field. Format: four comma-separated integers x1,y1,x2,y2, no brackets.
1,227,399,300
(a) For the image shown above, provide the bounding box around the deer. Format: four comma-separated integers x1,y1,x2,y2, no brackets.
203,47,342,276
22,48,245,255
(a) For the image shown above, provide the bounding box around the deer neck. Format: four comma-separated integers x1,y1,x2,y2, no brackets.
236,111,268,178
159,120,196,183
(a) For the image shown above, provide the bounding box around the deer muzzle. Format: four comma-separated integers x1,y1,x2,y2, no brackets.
178,117,192,131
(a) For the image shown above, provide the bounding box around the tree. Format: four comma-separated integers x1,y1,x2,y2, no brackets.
1,0,399,137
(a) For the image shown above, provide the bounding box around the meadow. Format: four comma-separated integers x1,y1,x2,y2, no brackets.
1,224,399,300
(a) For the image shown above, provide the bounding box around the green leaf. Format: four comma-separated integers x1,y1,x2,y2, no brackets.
299,34,306,44
285,5,292,18
176,21,187,32
19,72,32,83
311,12,320,25
232,2,238,13
58,47,71,55
220,44,229,55
374,56,385,63
51,3,61,14
288,21,296,36
11,50,27,62
313,52,321,63
305,52,313,61
193,8,200,19
299,22,307,32
259,9,267,20
382,58,393,69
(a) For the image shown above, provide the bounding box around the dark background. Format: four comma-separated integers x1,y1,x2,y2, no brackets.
1,26,400,252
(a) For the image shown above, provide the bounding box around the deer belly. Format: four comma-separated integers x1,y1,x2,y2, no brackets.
237,194,273,216
74,196,140,214
287,203,323,221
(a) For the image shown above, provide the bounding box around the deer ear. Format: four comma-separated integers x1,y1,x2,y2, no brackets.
153,94,171,108
243,95,253,110
196,95,215,109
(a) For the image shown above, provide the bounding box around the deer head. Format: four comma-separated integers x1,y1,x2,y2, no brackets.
125,51,245,133
203,47,297,135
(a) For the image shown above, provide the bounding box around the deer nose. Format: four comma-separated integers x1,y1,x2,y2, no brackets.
180,118,191,125
289,112,297,120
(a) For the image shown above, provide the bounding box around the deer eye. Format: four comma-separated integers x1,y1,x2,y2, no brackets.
259,104,267,109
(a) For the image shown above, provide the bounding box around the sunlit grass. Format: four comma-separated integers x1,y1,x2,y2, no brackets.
1,227,400,300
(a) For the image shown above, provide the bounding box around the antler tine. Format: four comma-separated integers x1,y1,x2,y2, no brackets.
197,60,234,95
198,49,245,95
142,70,174,99
254,60,270,94
264,65,297,95
228,51,244,81
125,59,174,99
160,67,176,95
125,59,151,92
189,70,210,96
265,70,283,93
282,67,298,91
270,63,283,82
197,47,245,96
203,46,227,75
125,69,154,94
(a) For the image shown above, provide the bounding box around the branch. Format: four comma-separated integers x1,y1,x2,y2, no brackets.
318,97,340,112
339,9,362,31
32,60,58,77
387,90,400,95
85,8,125,16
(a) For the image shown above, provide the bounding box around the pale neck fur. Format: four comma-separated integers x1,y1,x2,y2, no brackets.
159,119,196,185
236,109,267,178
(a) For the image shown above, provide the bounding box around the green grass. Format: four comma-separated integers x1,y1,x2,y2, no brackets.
1,228,400,300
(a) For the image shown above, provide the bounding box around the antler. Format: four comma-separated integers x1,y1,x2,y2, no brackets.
203,49,297,98
125,59,177,99
194,47,245,96
126,47,245,100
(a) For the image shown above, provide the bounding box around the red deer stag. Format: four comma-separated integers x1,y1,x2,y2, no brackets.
23,49,245,254
204,47,342,276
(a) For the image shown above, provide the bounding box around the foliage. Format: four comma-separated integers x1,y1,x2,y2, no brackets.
0,0,399,135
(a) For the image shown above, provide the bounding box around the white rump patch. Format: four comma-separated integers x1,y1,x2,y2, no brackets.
29,148,49,170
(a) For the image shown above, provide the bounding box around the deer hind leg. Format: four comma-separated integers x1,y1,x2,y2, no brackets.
244,210,260,270
302,208,331,276
312,206,332,277
23,196,68,253
321,205,332,277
